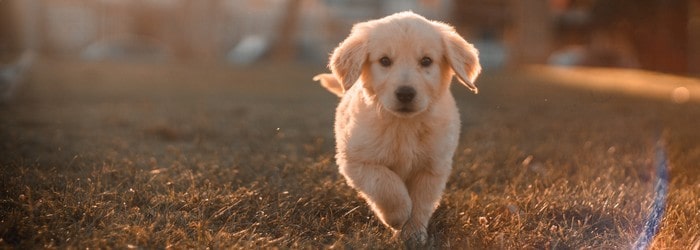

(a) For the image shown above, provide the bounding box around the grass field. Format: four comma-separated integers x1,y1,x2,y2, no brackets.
1,59,699,248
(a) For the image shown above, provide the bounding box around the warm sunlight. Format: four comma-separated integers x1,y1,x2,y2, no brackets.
1,0,698,249
529,66,700,104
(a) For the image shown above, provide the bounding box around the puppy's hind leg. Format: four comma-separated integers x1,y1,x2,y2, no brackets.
340,163,412,232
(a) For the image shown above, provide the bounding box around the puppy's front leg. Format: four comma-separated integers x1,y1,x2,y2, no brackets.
340,163,412,231
403,167,450,243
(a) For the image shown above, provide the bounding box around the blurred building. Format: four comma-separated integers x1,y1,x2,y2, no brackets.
0,0,698,75
0,0,451,63
543,0,697,75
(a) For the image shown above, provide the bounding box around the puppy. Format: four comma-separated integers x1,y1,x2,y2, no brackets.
314,11,481,243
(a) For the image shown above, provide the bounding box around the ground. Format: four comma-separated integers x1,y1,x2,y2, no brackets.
1,59,699,248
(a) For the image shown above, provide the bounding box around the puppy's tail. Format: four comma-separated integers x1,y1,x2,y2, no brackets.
313,73,344,97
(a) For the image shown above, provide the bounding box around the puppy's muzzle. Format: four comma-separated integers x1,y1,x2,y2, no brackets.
395,86,416,104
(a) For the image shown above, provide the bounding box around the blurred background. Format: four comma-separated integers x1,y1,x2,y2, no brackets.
0,0,698,74
1,1,699,248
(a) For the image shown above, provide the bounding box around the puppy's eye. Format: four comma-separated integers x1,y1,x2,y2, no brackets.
379,56,392,67
420,57,432,67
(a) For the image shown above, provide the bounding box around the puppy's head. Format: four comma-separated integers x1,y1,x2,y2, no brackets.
329,11,481,117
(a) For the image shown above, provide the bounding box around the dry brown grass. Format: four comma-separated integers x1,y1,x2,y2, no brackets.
1,60,698,249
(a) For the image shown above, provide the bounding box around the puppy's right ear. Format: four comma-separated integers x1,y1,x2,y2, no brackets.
329,24,368,92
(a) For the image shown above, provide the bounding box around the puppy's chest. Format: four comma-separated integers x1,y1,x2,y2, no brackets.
350,121,433,175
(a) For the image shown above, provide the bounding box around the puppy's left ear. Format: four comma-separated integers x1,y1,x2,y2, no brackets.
436,23,482,94
313,73,344,97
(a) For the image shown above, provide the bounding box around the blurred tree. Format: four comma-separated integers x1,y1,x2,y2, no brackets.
0,1,21,60
451,0,509,38
509,0,553,65
689,0,700,75
170,1,220,61
270,0,302,61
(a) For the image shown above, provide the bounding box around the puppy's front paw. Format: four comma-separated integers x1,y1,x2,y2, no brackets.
381,205,411,230
400,222,428,247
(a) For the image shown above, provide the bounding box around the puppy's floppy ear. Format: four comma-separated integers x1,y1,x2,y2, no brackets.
435,22,482,94
329,24,368,92
313,73,344,97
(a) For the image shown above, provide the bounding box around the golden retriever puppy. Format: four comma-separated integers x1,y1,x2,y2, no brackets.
314,11,481,243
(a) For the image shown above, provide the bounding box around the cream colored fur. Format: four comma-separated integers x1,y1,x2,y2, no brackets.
313,11,481,244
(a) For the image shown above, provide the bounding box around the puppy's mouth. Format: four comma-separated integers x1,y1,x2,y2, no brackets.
390,105,420,117
396,107,415,113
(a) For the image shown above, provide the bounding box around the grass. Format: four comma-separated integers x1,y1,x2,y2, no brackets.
1,59,699,248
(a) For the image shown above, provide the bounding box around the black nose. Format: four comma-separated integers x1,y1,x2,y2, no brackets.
395,86,416,103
